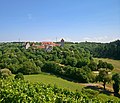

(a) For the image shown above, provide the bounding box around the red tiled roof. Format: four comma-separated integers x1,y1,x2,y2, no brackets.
41,42,60,46
37,46,45,49
41,42,54,45
31,42,60,49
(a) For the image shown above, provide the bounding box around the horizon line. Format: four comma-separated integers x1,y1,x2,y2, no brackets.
0,39,119,43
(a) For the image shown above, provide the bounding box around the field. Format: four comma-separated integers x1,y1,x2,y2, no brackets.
24,73,84,92
23,73,120,101
94,58,120,73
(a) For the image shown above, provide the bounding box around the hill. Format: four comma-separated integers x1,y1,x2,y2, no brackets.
24,73,84,92
23,73,120,102
77,40,120,60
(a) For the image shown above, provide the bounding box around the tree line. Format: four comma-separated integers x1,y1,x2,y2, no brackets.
77,40,120,60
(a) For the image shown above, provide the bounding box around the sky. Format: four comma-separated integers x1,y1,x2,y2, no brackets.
0,0,120,42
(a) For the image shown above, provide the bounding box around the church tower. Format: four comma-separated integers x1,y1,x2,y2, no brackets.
60,38,64,47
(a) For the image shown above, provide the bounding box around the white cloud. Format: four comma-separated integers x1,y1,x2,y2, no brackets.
82,35,120,43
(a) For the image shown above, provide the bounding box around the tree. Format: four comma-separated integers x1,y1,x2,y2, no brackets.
97,60,107,69
66,57,77,67
113,83,119,94
88,61,97,71
42,61,61,74
112,73,120,94
14,73,24,80
18,61,40,75
76,59,88,68
97,60,114,71
96,70,111,90
107,63,114,70
35,60,43,68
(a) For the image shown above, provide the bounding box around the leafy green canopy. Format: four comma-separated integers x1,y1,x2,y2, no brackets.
77,40,120,60
0,42,113,83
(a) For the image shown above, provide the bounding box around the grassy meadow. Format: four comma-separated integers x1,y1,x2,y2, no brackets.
94,58,120,73
23,73,120,101
24,73,84,92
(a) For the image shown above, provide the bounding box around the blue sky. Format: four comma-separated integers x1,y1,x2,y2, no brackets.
0,0,120,42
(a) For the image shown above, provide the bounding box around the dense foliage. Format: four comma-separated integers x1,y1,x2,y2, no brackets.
42,62,94,83
0,43,43,74
0,78,119,103
112,73,120,94
0,42,93,83
77,40,120,60
14,73,24,80
0,42,114,83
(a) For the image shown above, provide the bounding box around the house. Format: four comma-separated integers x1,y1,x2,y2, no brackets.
41,42,60,46
45,45,53,52
41,42,60,52
24,39,64,51
25,42,30,49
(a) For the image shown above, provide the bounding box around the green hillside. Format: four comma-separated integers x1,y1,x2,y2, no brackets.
24,73,120,102
24,73,84,92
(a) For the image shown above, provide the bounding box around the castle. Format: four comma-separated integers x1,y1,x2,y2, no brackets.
25,39,65,52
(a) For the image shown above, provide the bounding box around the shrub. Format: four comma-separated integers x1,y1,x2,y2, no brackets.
14,73,24,80
113,83,119,94
88,61,97,71
112,73,120,94
81,88,99,98
18,61,41,75
0,68,12,79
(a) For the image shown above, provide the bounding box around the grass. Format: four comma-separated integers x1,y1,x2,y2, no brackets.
23,73,120,101
98,93,120,102
24,72,84,92
94,58,120,73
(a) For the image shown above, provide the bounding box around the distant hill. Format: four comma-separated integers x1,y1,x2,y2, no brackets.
77,40,120,60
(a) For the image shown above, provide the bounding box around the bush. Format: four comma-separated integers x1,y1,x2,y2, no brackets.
18,61,41,75
107,63,114,70
42,61,61,74
88,61,97,71
112,73,120,94
0,68,12,79
81,88,99,98
113,83,119,94
14,73,24,80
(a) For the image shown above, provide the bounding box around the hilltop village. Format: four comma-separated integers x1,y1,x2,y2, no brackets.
25,39,65,52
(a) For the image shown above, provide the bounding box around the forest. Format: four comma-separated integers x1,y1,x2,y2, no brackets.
77,40,120,60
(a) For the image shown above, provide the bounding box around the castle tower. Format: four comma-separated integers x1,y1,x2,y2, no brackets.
60,38,64,47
